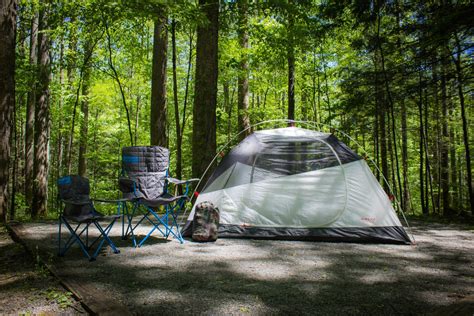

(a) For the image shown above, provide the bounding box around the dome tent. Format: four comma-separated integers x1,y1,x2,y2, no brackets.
183,127,411,244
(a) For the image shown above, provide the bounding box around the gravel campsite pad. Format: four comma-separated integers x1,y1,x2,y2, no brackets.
0,225,85,315
8,220,474,315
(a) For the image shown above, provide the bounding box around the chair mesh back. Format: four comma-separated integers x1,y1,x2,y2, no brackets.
57,175,95,218
122,146,170,200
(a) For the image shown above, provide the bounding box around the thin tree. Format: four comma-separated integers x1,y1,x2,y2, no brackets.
237,0,250,138
171,19,182,180
78,39,92,177
104,20,134,146
453,32,473,215
286,2,295,121
440,46,450,215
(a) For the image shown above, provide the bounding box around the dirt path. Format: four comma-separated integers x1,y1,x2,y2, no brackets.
0,225,85,315
5,220,474,315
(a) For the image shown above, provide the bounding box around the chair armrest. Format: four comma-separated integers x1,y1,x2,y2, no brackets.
92,198,130,203
60,198,91,206
166,177,200,185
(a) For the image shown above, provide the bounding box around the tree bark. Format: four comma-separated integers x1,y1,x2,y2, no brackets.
171,20,182,181
63,16,77,173
78,41,91,178
192,0,219,180
454,33,473,215
440,47,450,216
449,123,457,210
320,46,331,125
375,52,388,192
56,40,64,180
25,10,38,203
401,98,410,212
181,31,193,140
10,92,18,220
224,81,231,142
0,0,17,222
418,96,427,215
374,10,389,193
150,14,168,147
237,0,250,139
32,4,50,218
287,5,295,122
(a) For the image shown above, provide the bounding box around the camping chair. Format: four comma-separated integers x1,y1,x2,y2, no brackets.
57,175,120,261
119,146,198,247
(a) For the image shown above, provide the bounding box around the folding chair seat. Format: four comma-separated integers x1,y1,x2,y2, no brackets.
120,146,198,247
57,175,120,261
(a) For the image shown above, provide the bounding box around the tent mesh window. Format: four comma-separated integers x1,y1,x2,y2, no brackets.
253,139,341,180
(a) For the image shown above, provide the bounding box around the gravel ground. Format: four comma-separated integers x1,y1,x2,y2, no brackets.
9,219,474,315
0,225,85,315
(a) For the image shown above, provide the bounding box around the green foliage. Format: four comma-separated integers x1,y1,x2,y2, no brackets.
10,0,474,219
43,288,74,309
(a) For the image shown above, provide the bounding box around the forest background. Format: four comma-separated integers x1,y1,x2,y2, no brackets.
0,0,472,222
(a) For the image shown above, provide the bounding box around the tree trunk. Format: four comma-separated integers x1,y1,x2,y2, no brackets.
311,49,320,124
237,0,250,139
379,43,403,208
374,11,388,193
433,56,442,214
423,88,436,215
454,33,473,215
25,11,38,203
78,41,92,177
171,20,182,181
224,81,231,142
180,30,193,143
287,6,295,122
32,4,50,219
192,0,219,180
0,0,17,222
418,80,427,215
401,98,410,212
440,47,450,216
63,16,77,173
105,21,133,146
320,46,331,125
150,15,168,147
10,95,18,220
375,54,388,192
449,110,457,210
56,40,64,180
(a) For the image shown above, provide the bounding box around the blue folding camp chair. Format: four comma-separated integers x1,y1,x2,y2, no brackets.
119,146,198,247
57,175,120,261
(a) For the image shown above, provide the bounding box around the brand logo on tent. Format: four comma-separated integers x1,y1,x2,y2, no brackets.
361,217,376,224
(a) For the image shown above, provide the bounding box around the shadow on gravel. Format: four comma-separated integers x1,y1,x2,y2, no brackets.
14,221,474,316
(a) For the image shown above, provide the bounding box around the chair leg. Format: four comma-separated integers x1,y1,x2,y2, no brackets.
59,217,121,261
148,206,183,243
92,220,120,259
60,219,93,260
58,218,62,257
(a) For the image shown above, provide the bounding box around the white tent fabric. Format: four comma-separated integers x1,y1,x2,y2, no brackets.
193,160,401,228
183,127,411,244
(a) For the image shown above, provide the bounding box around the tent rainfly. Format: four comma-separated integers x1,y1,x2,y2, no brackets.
183,127,411,244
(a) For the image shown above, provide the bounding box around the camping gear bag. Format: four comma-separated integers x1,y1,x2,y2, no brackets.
192,201,220,242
